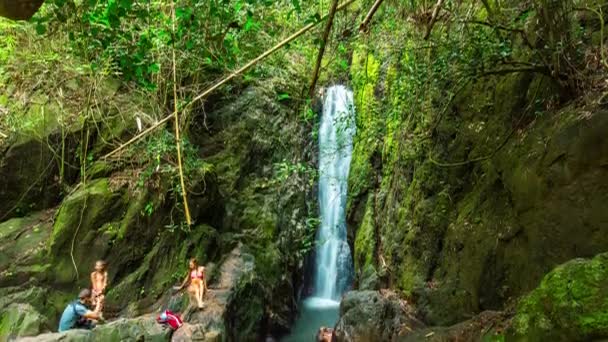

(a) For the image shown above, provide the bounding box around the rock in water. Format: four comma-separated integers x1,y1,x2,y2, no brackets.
334,291,425,342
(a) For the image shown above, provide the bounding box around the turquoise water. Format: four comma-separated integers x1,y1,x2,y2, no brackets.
281,297,340,342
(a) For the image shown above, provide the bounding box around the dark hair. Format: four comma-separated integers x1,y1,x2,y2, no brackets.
189,258,198,266
78,288,91,299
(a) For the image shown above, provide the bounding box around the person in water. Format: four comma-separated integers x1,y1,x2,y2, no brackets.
58,289,103,332
90,260,108,313
175,258,207,308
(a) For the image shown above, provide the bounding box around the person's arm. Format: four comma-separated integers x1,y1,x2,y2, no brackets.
90,272,96,289
83,310,101,320
175,273,190,291
75,303,101,320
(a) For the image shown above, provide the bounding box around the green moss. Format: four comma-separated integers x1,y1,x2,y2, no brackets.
354,195,376,273
510,253,608,341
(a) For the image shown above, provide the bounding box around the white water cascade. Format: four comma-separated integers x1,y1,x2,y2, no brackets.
282,85,356,341
312,85,355,301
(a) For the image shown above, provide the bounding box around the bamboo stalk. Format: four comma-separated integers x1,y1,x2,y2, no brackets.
171,0,192,226
102,0,357,160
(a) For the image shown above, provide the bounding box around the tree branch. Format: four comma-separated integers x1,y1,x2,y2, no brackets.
477,66,552,77
309,0,340,98
424,0,446,40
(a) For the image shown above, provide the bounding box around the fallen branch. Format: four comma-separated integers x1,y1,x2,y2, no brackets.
423,0,445,40
170,0,192,226
359,0,384,33
102,0,357,160
477,66,552,77
309,0,340,98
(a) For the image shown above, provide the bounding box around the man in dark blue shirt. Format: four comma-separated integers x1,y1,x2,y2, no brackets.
58,289,102,332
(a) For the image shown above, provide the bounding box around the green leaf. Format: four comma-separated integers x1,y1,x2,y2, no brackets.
147,63,160,74
277,93,290,101
35,23,47,35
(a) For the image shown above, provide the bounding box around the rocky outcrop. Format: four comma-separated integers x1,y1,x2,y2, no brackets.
334,290,425,342
16,316,169,342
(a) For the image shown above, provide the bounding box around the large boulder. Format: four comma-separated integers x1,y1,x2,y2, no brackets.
334,290,425,342
509,253,608,341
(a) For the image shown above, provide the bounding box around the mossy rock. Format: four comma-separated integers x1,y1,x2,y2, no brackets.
48,178,125,286
0,303,50,340
509,253,608,341
0,211,53,287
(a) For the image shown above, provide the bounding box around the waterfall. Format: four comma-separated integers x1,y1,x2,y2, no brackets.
282,85,356,341
312,85,355,301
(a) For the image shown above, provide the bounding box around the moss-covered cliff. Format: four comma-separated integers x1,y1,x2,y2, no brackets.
1,0,608,341
344,0,608,331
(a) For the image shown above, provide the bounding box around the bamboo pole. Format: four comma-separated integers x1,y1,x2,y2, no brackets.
102,0,357,160
170,0,192,226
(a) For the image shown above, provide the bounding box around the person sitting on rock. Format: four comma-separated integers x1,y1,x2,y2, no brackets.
91,260,108,313
174,258,207,309
58,289,103,332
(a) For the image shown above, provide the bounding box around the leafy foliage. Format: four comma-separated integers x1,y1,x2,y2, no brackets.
34,0,307,88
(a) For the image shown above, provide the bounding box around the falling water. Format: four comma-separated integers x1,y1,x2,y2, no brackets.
313,85,355,300
282,85,356,341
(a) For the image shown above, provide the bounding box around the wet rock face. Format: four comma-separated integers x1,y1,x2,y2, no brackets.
334,291,425,342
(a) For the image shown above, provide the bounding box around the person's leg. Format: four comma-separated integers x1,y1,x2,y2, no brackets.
197,281,204,306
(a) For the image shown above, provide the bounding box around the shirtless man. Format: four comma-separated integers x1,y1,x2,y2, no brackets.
90,260,108,313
